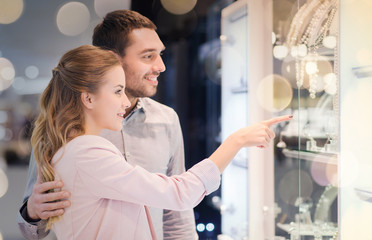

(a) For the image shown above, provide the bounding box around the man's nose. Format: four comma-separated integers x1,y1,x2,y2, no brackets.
153,55,166,73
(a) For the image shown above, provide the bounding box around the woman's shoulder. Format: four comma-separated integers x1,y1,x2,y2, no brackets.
66,135,120,153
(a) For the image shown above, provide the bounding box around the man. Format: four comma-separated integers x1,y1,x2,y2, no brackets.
17,10,197,240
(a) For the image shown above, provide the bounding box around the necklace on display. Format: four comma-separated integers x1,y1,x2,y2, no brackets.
289,0,339,98
285,0,323,49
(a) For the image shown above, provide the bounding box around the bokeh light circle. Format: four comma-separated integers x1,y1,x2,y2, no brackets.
196,223,205,232
311,161,329,186
0,57,15,91
323,35,337,49
160,0,197,15
25,65,39,79
94,0,131,18
56,2,90,36
0,0,24,24
206,223,215,232
273,45,288,60
323,73,337,95
278,169,313,205
326,156,338,186
0,168,9,198
256,74,293,112
310,157,338,187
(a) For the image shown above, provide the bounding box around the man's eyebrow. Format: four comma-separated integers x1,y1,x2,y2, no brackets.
114,84,124,88
139,47,166,54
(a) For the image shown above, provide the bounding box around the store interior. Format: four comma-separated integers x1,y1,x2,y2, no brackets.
1,0,372,239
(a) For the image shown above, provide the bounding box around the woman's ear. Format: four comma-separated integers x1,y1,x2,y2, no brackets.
81,92,94,109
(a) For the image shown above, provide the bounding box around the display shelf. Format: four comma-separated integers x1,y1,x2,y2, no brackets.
277,223,337,237
354,187,372,203
231,86,248,93
352,65,372,79
282,148,338,165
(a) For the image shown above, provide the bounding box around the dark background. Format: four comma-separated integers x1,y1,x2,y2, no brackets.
132,0,235,238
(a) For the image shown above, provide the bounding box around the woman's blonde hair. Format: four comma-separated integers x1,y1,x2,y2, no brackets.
31,45,121,229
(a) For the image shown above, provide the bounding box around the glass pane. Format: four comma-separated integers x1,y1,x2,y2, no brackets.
220,1,250,238
273,0,339,239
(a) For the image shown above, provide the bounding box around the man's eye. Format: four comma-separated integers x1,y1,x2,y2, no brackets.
115,90,122,95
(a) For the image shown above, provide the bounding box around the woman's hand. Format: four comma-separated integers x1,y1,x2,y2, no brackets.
209,115,292,173
232,115,293,148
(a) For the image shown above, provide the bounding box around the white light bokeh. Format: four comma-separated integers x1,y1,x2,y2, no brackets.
0,0,24,24
206,223,215,232
94,0,131,18
305,61,318,75
0,57,15,91
323,73,337,95
273,45,288,60
25,65,39,79
196,223,205,232
290,44,307,58
0,168,9,198
160,0,197,15
323,35,337,49
56,2,90,36
256,74,293,112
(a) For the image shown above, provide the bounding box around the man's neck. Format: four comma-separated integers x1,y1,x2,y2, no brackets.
124,97,139,118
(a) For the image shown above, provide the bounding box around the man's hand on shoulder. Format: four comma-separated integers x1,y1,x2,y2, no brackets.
27,174,71,221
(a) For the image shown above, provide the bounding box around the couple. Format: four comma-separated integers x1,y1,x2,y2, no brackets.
17,10,291,240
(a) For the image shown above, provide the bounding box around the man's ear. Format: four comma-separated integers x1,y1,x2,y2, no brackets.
81,92,94,109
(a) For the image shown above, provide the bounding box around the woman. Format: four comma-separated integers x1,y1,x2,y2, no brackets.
31,45,291,239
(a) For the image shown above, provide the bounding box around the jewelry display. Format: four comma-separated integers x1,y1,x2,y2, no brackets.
274,1,340,239
281,0,339,98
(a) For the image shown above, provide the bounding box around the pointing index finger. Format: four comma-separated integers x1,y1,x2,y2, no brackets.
262,115,293,127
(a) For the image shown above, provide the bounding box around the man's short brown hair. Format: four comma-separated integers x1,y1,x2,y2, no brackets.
92,10,157,57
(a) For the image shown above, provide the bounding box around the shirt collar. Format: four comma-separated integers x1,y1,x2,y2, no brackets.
134,98,147,113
